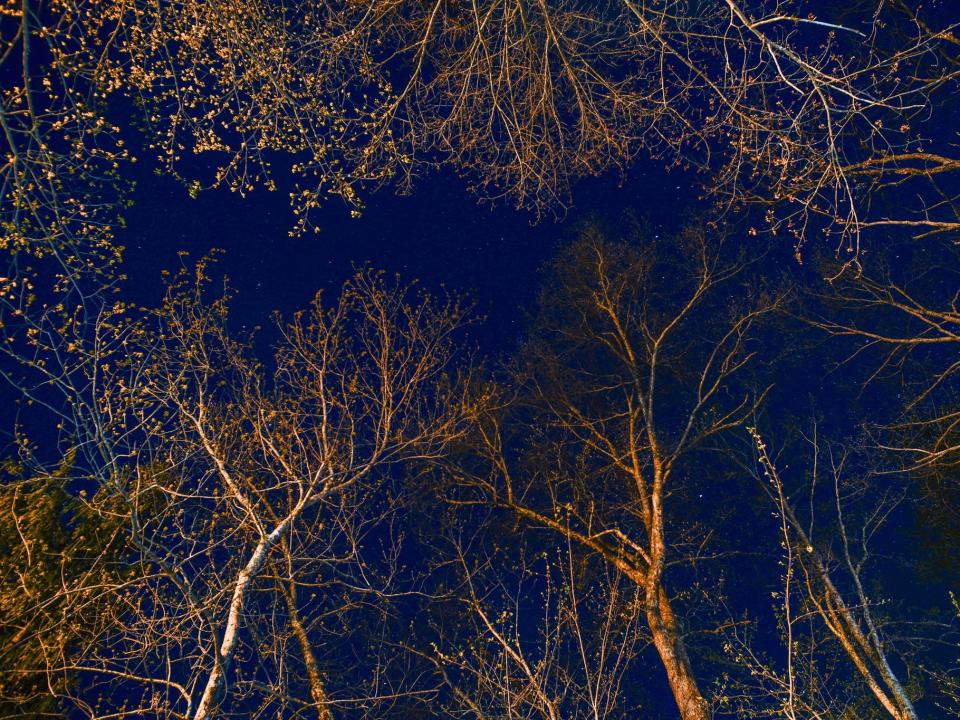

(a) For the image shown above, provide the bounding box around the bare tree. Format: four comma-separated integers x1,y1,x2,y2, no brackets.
0,258,473,719
731,426,922,720
418,528,646,720
378,0,959,246
799,245,960,648
806,253,960,473
4,0,958,254
931,593,960,717
443,222,782,719
111,0,960,241
0,0,128,281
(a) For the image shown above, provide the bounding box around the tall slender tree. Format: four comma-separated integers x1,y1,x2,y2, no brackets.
444,222,783,719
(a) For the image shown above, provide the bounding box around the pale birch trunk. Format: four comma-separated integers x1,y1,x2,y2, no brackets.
192,520,294,720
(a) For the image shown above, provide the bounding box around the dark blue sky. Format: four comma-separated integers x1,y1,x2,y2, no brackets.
121,159,695,352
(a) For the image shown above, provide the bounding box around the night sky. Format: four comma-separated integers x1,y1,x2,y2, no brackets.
121,159,695,353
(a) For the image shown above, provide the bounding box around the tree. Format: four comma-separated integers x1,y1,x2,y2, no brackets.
806,249,960,473
803,246,960,587
0,456,135,717
444,222,783,719
1,0,128,279
4,0,958,257
419,528,646,720
0,258,474,719
738,427,921,720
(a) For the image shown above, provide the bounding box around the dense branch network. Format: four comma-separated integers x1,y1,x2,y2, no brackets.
2,0,957,261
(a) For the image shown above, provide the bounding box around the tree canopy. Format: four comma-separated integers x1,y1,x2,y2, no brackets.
1,2,959,719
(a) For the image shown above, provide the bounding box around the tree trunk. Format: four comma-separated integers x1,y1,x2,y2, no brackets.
282,577,334,720
193,518,295,720
646,582,711,720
